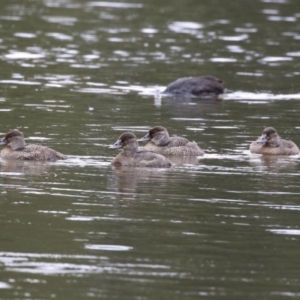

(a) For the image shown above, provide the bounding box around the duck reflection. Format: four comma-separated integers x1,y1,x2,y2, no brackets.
166,155,200,165
108,155,201,194
108,166,170,194
0,159,51,175
249,155,298,172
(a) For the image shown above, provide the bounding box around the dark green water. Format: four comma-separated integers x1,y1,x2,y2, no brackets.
0,0,300,299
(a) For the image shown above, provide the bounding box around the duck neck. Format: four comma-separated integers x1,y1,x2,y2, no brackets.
9,138,26,151
122,141,138,156
266,138,280,148
153,133,170,146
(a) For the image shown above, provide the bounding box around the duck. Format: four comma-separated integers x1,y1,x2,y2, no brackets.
137,126,204,156
0,130,67,161
250,127,299,155
109,132,172,168
162,75,224,97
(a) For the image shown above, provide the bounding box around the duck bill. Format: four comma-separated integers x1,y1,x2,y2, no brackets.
137,133,150,142
256,134,268,144
108,139,122,149
0,137,6,146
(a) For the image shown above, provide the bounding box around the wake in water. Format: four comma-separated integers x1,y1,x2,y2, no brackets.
223,91,300,101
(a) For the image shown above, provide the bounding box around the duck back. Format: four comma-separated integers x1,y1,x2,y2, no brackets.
142,137,204,156
250,139,299,155
112,149,172,168
163,76,224,96
0,144,67,161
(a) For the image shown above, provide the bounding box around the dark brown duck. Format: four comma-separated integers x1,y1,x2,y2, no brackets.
138,126,204,156
109,132,172,168
0,130,67,161
163,75,224,97
250,127,299,155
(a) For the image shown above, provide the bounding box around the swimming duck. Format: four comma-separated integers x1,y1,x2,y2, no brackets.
0,130,67,161
162,75,224,97
109,132,172,167
250,127,299,155
137,126,204,156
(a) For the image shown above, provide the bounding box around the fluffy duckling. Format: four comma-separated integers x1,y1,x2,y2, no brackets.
138,126,204,156
0,130,67,161
109,132,172,168
163,75,224,97
250,127,299,155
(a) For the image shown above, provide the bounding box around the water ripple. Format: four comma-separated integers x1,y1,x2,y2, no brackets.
0,80,41,85
219,34,248,41
168,21,203,35
87,1,143,8
4,52,45,60
268,229,300,235
85,244,133,251
0,251,180,277
42,16,78,26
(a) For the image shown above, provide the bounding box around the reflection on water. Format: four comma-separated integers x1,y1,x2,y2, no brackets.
249,154,299,172
109,156,206,193
166,155,200,165
0,159,51,175
109,166,170,194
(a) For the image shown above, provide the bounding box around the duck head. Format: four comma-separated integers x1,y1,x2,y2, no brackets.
138,126,169,146
256,127,279,146
0,130,26,150
109,132,138,150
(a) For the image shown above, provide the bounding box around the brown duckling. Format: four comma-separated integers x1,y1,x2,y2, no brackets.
138,126,204,156
109,132,172,168
250,127,299,155
163,75,224,97
0,130,67,161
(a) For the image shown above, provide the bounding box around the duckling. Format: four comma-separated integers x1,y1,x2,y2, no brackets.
109,132,172,168
0,130,67,161
250,127,299,155
138,126,204,156
163,75,224,97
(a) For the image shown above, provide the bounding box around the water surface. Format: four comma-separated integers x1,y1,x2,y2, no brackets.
1,0,300,299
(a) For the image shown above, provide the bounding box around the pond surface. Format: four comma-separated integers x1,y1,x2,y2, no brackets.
1,0,300,299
